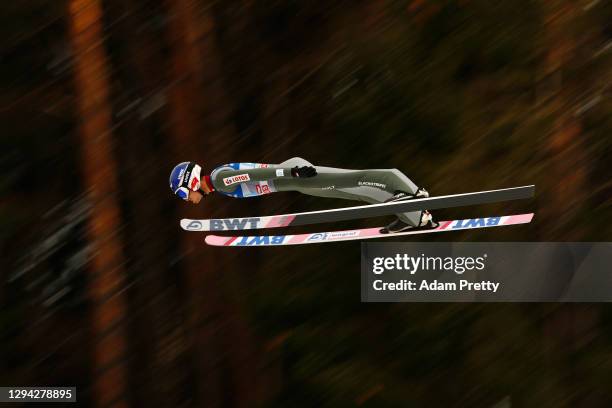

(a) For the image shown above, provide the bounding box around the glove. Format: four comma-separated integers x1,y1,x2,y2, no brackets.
291,166,317,178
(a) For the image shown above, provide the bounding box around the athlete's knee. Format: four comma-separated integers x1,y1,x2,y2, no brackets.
377,168,403,182
379,168,418,192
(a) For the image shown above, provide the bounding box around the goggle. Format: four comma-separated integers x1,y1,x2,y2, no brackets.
174,162,202,201
174,186,191,201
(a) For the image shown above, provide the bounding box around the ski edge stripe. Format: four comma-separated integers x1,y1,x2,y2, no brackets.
437,220,453,230
265,215,296,228
224,236,239,246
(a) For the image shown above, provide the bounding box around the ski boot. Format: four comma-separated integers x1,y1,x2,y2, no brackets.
379,210,438,234
384,187,429,203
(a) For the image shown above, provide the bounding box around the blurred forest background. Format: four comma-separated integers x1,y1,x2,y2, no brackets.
1,0,612,407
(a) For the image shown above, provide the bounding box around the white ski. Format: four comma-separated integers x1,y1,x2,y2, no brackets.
204,213,534,247
182,185,534,231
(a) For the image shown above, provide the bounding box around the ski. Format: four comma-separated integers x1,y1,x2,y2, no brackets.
204,213,534,247
181,185,534,231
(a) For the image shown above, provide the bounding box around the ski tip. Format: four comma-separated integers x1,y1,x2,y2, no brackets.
205,235,234,246
180,219,206,231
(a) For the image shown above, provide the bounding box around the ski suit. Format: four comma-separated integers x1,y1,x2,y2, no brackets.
209,157,424,226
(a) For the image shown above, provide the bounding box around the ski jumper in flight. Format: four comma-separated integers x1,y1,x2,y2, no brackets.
169,157,435,233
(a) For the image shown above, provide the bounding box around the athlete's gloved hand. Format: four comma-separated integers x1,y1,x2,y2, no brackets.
291,166,317,178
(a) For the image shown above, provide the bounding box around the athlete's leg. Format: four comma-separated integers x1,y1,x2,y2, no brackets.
320,169,422,226
273,158,424,226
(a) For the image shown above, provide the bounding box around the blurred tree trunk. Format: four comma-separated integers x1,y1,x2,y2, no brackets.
539,3,601,407
102,0,194,405
164,1,265,406
164,1,221,405
68,0,129,407
539,0,588,239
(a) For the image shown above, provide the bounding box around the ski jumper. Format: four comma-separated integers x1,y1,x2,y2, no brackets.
209,157,423,226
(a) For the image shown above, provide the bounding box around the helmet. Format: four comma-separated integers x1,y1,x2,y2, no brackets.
169,161,202,200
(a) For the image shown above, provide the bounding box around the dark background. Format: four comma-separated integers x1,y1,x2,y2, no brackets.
1,0,611,407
